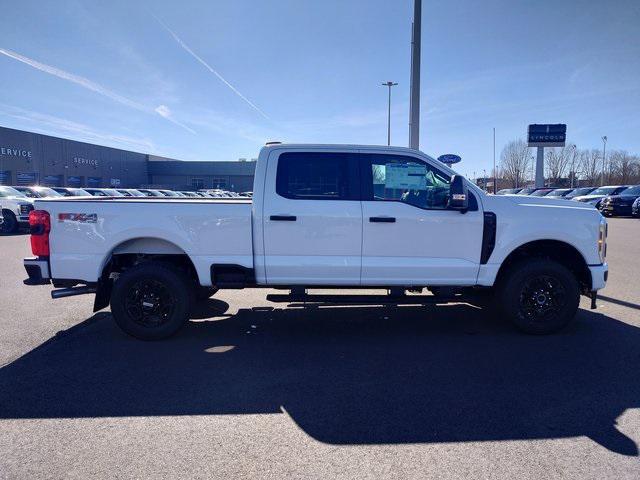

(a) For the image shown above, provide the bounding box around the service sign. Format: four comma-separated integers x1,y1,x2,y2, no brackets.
438,154,462,165
527,124,566,147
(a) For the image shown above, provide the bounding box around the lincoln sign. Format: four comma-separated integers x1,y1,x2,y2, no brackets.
527,124,567,148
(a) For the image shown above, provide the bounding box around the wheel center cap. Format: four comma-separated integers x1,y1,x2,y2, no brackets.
536,293,548,305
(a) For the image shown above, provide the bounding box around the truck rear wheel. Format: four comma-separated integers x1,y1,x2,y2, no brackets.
1,210,17,234
497,259,580,335
110,263,192,340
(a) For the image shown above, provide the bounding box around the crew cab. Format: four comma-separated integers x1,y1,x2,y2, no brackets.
0,186,34,233
22,144,608,339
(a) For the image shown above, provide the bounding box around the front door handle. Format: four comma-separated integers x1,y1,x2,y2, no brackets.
270,215,297,221
369,216,396,223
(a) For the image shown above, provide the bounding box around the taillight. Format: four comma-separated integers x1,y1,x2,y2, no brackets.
29,210,51,257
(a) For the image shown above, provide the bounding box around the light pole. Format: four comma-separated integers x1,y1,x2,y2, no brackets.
408,0,422,150
570,144,577,188
382,81,398,145
601,136,607,186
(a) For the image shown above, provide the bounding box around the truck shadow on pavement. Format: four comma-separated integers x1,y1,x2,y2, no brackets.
0,300,638,456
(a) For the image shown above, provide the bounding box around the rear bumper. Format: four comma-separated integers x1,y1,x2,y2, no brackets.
589,263,608,291
23,256,51,285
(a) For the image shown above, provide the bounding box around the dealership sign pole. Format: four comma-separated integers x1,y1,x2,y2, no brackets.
527,124,566,188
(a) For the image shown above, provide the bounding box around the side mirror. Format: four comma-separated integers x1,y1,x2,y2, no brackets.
449,175,468,212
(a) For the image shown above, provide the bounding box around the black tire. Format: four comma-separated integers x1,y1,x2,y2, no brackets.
195,286,219,301
110,262,192,340
1,210,18,234
496,259,580,335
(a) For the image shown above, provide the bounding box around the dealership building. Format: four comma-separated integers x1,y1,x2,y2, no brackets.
0,126,256,192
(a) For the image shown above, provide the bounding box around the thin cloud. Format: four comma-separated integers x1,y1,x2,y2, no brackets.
154,16,270,120
155,105,196,134
0,47,196,134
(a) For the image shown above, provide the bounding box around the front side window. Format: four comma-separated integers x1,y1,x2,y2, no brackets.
276,152,354,200
365,154,451,209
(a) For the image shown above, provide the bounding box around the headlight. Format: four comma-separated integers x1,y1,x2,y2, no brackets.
598,220,607,263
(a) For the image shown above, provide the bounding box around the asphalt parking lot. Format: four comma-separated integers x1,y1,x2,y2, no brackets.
0,218,639,479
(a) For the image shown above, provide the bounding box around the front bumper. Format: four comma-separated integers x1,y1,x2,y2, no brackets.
23,256,51,285
589,263,608,291
600,204,633,216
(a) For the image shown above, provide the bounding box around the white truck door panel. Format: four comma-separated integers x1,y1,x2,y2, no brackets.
360,152,483,285
262,150,362,285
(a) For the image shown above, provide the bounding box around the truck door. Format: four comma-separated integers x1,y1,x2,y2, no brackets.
359,152,483,285
262,150,362,285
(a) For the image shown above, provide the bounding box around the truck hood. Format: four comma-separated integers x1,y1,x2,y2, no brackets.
484,193,597,211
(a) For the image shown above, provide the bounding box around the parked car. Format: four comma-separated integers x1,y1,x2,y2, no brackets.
565,187,597,199
137,189,165,197
52,187,92,197
240,191,253,198
529,188,555,196
632,197,640,217
116,189,146,197
496,188,523,195
23,143,608,340
545,188,574,198
598,185,640,217
84,188,125,197
514,187,540,195
573,185,630,209
178,191,201,198
11,186,63,198
0,186,34,233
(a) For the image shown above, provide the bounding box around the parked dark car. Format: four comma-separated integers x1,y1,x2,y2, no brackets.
514,187,540,195
599,185,640,217
565,187,597,199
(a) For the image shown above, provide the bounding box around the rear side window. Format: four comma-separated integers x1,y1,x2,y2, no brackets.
276,152,357,200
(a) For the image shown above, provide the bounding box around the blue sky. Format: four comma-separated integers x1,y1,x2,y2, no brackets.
0,0,638,176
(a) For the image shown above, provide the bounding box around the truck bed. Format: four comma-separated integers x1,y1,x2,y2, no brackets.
33,197,253,286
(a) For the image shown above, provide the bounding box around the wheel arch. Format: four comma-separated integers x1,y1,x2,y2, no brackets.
94,236,200,312
495,239,592,292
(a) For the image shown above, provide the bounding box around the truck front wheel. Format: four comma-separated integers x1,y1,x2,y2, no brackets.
110,263,192,340
497,259,580,335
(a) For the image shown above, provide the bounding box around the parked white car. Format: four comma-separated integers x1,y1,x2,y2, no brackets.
23,144,608,339
0,186,35,233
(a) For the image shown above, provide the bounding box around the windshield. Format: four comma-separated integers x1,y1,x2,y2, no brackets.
621,185,640,195
589,187,617,196
127,189,146,197
530,189,552,196
0,186,27,198
72,189,91,196
34,187,63,197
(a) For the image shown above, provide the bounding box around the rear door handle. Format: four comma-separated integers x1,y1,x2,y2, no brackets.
369,216,396,223
270,215,297,221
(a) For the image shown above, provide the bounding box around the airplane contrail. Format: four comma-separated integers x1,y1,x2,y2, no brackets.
154,17,270,120
0,47,196,134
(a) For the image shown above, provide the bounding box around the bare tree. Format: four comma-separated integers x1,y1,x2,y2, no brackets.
608,150,640,184
578,149,601,185
499,139,531,188
545,144,575,186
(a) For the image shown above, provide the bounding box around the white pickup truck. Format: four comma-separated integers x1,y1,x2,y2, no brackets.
23,144,608,339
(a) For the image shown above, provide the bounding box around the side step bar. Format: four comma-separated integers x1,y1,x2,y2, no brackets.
51,286,97,299
265,293,459,305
